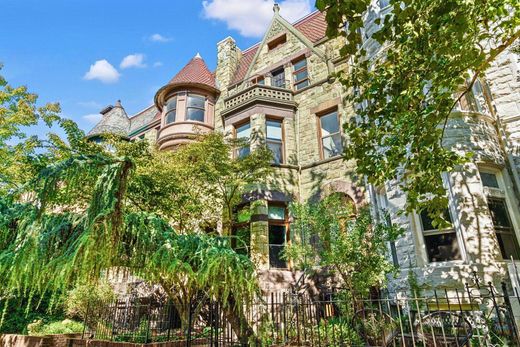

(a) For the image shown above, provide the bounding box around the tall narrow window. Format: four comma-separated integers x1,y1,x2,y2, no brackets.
235,121,251,158
488,198,520,260
480,170,520,260
165,96,177,124
319,110,343,159
266,119,284,164
186,94,205,122
268,205,287,269
271,68,285,88
293,57,309,90
420,210,461,262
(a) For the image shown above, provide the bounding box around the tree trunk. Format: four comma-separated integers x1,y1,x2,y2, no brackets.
221,295,256,346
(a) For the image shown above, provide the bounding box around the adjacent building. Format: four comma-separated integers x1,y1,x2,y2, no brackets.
88,4,520,294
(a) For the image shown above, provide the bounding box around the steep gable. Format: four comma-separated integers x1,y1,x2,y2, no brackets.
229,10,328,87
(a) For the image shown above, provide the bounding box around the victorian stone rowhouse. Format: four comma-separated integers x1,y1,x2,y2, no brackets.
88,4,520,293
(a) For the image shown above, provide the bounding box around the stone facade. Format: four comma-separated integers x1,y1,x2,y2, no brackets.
88,5,520,294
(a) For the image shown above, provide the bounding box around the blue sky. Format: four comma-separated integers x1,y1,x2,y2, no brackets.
0,0,314,136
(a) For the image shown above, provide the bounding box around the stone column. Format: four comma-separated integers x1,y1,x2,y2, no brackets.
250,199,269,270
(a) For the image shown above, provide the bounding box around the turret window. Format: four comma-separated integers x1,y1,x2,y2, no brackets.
165,96,177,124
186,94,206,122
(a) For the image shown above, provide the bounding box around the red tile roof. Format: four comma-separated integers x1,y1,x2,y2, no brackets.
169,55,217,90
294,11,328,43
230,44,260,86
229,10,327,86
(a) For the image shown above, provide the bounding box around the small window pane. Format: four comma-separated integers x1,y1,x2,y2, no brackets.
166,97,177,112
488,199,513,229
294,69,308,82
272,68,285,88
165,111,176,124
268,206,285,220
424,233,461,262
420,209,452,231
295,80,309,90
496,233,520,260
481,172,500,188
322,133,343,159
267,142,283,164
236,123,251,139
266,120,282,140
293,58,307,71
186,108,204,122
320,112,340,136
236,122,251,158
187,95,205,109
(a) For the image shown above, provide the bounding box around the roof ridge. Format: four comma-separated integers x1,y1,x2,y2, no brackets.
293,9,321,26
129,104,155,119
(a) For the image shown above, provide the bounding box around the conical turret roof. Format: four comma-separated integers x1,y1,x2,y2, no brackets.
87,100,130,139
168,54,217,90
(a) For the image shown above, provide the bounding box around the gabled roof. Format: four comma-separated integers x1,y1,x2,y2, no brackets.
169,54,217,90
229,10,328,86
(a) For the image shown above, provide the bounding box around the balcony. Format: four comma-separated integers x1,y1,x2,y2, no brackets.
222,84,296,117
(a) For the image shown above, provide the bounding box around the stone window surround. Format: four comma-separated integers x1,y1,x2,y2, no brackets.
410,173,467,268
479,165,520,261
160,89,215,127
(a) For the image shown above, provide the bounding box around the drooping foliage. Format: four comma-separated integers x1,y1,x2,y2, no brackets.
284,194,402,294
317,0,520,221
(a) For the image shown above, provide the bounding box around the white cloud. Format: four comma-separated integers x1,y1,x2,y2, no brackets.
82,113,102,124
149,33,172,42
153,61,163,67
83,60,120,83
202,0,312,37
120,54,147,69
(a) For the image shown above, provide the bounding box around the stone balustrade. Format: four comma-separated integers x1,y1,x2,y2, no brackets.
223,84,295,116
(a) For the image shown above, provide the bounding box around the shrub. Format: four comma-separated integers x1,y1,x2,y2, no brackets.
65,282,115,328
27,319,84,336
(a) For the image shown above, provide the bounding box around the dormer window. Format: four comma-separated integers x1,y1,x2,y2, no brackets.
165,96,177,124
186,94,205,122
267,34,287,51
271,67,285,88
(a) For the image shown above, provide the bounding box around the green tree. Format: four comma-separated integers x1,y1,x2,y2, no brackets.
284,194,402,294
0,69,271,341
317,0,519,220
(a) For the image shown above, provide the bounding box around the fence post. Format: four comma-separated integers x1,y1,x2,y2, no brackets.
145,302,152,344
501,282,520,344
82,300,89,340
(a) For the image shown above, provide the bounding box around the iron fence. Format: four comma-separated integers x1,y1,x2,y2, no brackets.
82,281,520,346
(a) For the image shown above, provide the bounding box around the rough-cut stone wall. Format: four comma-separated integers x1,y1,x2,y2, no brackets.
0,334,83,347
